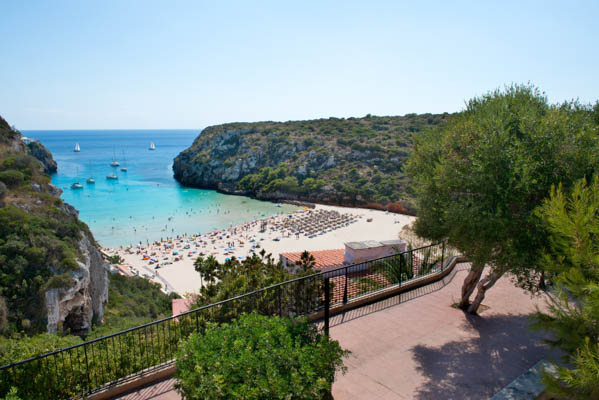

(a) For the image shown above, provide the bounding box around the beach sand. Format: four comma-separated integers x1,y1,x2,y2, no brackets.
104,204,415,296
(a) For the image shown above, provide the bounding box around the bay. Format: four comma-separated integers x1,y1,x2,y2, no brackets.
23,129,297,248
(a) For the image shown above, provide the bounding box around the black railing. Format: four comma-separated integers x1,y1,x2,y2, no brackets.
0,239,453,399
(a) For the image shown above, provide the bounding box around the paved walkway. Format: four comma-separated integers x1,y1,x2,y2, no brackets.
117,263,555,399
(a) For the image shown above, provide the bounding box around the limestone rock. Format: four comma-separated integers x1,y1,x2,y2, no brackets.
44,233,109,335
27,140,58,174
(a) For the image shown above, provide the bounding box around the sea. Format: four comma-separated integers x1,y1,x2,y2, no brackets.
22,130,298,248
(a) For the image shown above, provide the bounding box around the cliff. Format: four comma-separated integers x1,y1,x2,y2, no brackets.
0,115,108,335
26,140,57,174
173,113,450,212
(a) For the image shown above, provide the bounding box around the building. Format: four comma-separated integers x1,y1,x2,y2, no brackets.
280,239,408,272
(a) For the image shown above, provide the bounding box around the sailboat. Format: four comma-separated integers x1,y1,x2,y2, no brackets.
149,141,156,151
86,161,95,184
74,143,80,152
120,151,128,172
71,168,83,189
106,172,118,180
110,149,120,167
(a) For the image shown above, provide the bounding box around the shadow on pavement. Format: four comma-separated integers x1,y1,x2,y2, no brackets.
411,312,556,400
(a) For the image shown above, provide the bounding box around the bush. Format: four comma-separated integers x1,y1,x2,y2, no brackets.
175,313,348,400
0,171,24,187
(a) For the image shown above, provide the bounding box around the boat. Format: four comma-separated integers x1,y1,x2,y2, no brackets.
149,141,155,151
106,173,118,180
120,151,128,172
71,168,83,189
110,148,120,166
86,161,95,184
74,143,80,152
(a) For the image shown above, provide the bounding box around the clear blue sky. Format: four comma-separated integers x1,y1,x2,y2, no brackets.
1,1,598,130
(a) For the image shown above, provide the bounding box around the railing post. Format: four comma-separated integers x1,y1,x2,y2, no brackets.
343,267,348,304
441,240,446,270
278,285,282,316
324,278,330,336
83,343,90,393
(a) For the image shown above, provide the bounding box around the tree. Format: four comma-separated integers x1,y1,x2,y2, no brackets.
407,84,599,313
297,250,316,271
194,255,218,287
175,313,348,400
106,254,124,264
532,177,599,399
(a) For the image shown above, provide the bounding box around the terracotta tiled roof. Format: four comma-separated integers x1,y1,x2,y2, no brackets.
280,249,345,270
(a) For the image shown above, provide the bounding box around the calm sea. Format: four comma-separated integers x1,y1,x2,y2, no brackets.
23,130,297,248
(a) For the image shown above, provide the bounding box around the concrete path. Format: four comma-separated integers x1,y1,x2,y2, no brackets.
117,263,556,399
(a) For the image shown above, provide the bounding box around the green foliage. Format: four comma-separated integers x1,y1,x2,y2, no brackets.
0,170,24,187
533,177,599,399
372,254,413,284
192,253,322,323
175,313,348,400
177,113,451,208
0,206,85,332
407,84,599,311
194,255,219,287
0,387,20,400
44,273,74,290
91,273,180,337
105,254,124,264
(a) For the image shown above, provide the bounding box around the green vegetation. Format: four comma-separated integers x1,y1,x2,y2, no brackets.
175,113,451,211
105,254,124,264
191,251,321,322
533,177,599,399
175,313,348,400
0,197,87,333
0,272,182,398
89,273,180,338
407,84,599,314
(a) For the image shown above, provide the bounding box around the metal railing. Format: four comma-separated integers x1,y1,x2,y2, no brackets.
0,239,453,399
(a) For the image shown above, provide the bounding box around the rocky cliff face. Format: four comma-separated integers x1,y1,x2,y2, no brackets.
0,115,109,335
26,140,58,174
45,234,109,335
173,115,449,212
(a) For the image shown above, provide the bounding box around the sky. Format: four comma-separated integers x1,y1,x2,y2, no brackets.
1,0,598,130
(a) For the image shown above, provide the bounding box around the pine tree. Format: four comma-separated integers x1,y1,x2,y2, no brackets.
533,176,599,399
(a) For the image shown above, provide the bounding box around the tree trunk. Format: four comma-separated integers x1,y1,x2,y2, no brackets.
458,262,484,309
467,270,504,314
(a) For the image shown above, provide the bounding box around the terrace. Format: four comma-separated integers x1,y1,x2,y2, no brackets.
0,241,554,399
117,263,553,400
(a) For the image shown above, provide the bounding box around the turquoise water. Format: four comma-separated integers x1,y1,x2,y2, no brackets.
23,130,297,248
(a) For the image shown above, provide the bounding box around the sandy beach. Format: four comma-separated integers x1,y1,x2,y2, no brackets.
104,204,415,296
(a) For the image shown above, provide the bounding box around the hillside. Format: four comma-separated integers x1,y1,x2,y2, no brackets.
173,113,450,212
0,116,108,336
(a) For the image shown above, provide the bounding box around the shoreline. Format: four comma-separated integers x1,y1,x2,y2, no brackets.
104,203,415,296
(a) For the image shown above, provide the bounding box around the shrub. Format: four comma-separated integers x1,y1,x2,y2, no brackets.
0,171,24,187
175,313,348,400
44,273,74,290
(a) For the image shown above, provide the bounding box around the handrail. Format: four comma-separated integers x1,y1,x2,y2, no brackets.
0,239,448,371
0,239,451,398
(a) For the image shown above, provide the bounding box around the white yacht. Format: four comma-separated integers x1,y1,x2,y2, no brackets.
149,142,156,151
74,143,81,152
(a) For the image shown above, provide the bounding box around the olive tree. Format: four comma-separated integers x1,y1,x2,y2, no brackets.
407,84,599,314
